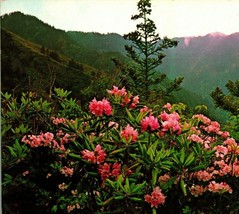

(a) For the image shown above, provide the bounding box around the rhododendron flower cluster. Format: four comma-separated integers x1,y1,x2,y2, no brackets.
81,144,106,164
89,98,113,116
51,117,66,125
144,186,166,208
107,85,139,109
189,185,205,197
193,170,214,182
193,114,230,138
160,111,181,134
140,106,152,114
208,181,232,194
22,130,74,159
107,86,127,97
120,124,138,142
141,115,160,132
98,162,121,181
214,145,228,158
22,132,54,148
224,138,239,154
232,159,239,177
214,160,232,176
66,203,80,213
60,166,74,177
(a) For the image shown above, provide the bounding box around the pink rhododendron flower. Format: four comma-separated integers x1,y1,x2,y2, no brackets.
95,145,107,164
208,181,232,194
81,144,106,164
60,166,74,177
98,163,111,181
98,162,121,181
232,159,239,177
193,114,211,125
160,111,181,133
203,121,220,134
194,170,213,182
141,115,160,132
111,163,121,178
188,134,203,144
223,138,239,154
107,86,127,96
163,103,172,111
140,106,152,114
144,186,166,208
89,98,113,116
51,117,66,125
218,131,230,138
214,145,228,158
130,95,140,109
120,124,138,142
214,160,232,176
190,185,205,197
81,150,96,163
22,132,55,148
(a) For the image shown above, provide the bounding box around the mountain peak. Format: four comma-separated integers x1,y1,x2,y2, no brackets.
207,32,226,38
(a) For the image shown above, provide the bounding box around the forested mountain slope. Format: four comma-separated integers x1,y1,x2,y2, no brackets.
2,11,238,121
161,33,239,97
1,12,126,72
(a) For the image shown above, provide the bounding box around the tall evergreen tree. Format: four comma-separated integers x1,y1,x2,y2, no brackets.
211,80,239,115
119,0,183,102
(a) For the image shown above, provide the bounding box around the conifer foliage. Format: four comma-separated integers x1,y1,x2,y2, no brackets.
121,0,183,102
211,80,239,115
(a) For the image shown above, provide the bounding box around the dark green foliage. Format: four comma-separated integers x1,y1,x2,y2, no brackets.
49,51,61,62
211,80,239,115
122,0,183,101
1,28,91,102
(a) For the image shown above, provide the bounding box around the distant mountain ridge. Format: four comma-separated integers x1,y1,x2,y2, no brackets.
162,32,239,96
1,11,239,121
1,11,127,72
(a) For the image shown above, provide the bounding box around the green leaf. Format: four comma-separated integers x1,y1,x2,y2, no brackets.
114,195,124,200
180,148,185,164
129,197,142,202
2,174,13,186
109,148,126,155
132,181,146,194
125,108,134,122
184,152,195,167
191,164,208,171
106,179,115,188
180,178,187,196
152,168,158,186
6,146,17,158
51,205,58,213
125,178,130,192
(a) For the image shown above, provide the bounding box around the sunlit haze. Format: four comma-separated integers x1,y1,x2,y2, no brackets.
1,0,239,38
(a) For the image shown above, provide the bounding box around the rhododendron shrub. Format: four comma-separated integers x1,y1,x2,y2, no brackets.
2,86,239,214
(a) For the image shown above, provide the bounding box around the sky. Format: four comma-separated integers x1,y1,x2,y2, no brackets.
1,0,239,38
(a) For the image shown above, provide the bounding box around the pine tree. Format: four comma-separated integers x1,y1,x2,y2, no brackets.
120,0,183,102
211,80,239,115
